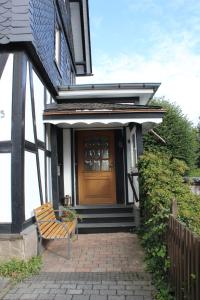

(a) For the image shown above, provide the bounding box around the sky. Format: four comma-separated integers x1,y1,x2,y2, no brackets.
77,0,200,126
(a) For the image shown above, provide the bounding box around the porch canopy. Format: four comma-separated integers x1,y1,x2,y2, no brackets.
43,83,165,129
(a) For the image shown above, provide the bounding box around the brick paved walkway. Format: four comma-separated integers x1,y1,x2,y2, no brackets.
2,233,156,300
42,233,146,272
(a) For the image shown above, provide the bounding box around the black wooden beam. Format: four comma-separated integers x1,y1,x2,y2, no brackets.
127,173,139,203
0,223,12,234
136,124,144,157
11,52,27,234
123,127,129,205
29,63,44,205
51,125,59,209
0,141,12,153
0,53,9,79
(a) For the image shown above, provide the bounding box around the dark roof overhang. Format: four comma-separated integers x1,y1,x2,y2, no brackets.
69,0,92,76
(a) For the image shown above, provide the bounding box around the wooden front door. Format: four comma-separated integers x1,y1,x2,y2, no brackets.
77,130,116,205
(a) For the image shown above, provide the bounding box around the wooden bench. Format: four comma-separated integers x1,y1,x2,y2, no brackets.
34,202,78,259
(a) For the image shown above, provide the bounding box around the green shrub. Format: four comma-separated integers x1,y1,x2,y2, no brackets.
138,150,200,299
143,99,198,169
0,256,42,282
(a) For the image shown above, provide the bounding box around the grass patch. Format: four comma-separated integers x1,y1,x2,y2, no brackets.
0,256,42,282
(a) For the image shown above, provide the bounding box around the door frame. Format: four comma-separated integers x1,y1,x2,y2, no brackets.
74,128,126,206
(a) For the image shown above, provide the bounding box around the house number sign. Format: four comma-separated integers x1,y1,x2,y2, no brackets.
0,110,5,118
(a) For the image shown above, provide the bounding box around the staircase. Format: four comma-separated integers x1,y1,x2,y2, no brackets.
74,205,138,233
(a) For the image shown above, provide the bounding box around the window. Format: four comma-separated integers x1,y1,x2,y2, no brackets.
55,26,61,67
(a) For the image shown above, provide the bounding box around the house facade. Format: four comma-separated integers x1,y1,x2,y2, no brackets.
0,0,164,260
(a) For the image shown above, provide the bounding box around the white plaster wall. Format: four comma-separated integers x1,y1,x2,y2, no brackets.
25,63,34,142
45,89,51,104
0,54,13,141
63,129,72,197
32,70,45,142
0,154,11,222
39,149,45,202
46,124,51,151
24,151,40,220
46,156,52,202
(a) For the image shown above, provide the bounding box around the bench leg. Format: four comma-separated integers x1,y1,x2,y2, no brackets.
67,235,71,259
76,226,78,240
38,236,42,256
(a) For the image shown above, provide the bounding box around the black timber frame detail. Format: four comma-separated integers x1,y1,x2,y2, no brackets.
0,141,12,153
51,125,59,210
127,173,139,203
71,129,75,206
11,52,27,234
25,140,47,153
114,130,125,204
22,217,35,231
123,127,129,205
57,128,64,203
29,63,44,205
0,53,9,79
136,124,143,157
0,223,12,234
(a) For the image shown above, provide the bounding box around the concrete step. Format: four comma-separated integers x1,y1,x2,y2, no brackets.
77,221,136,233
80,213,134,223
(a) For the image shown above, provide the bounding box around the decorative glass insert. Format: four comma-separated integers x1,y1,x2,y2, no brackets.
83,136,110,171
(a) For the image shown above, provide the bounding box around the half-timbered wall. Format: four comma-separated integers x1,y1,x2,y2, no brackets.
0,54,13,225
0,52,54,233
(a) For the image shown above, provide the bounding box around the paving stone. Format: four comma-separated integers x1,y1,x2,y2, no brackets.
109,285,125,290
37,295,55,300
45,283,61,288
61,284,77,289
76,284,92,289
20,294,39,299
32,288,50,294
54,296,72,300
14,289,35,294
126,296,144,300
90,296,107,300
4,294,22,299
72,296,90,300
108,296,125,300
135,290,152,296
93,284,109,290
49,288,67,294
83,289,100,295
117,290,134,295
67,289,83,295
100,289,117,295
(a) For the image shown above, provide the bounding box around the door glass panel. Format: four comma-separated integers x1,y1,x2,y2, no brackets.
83,136,110,171
101,160,109,171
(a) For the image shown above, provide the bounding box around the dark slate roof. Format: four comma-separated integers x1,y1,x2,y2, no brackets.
45,102,163,112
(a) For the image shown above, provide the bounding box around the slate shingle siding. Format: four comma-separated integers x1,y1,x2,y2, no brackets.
0,0,32,44
0,0,74,88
